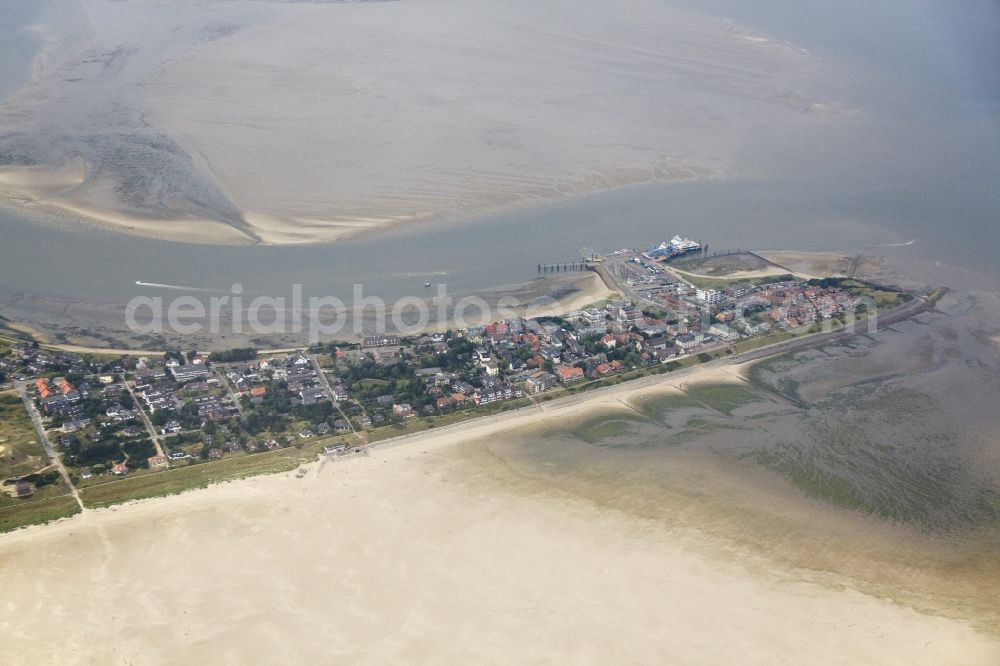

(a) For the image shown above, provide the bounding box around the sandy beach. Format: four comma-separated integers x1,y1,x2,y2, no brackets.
1,363,997,664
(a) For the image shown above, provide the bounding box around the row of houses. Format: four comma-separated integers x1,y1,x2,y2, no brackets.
136,380,177,413
8,345,86,377
35,377,83,415
223,354,331,407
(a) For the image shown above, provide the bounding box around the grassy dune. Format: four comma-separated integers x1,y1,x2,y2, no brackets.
0,495,80,532
77,446,324,509
0,392,45,480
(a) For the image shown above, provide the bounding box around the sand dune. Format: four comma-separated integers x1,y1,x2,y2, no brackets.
0,0,832,244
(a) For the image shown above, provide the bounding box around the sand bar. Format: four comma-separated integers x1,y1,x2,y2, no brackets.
0,0,832,245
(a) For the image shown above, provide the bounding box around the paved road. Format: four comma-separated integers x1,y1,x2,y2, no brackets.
311,355,365,447
590,260,669,312
213,366,247,418
14,382,83,509
124,381,167,458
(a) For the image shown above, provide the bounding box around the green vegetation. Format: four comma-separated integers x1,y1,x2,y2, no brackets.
570,414,648,444
750,444,866,511
0,494,80,532
745,429,999,528
0,473,73,511
666,417,747,445
78,444,324,508
0,392,80,530
64,436,140,471
637,392,703,420
239,381,293,433
307,340,360,355
682,384,761,415
208,347,258,363
731,330,798,353
802,277,907,310
676,272,796,291
356,378,390,391
669,252,775,276
745,353,806,402
743,379,1000,530
841,280,912,309
337,355,434,413
0,392,47,480
364,398,533,443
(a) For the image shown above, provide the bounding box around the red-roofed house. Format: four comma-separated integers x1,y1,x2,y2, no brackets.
595,360,623,375
556,365,584,383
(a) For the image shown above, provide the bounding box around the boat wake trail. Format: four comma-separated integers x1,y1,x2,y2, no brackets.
135,281,217,292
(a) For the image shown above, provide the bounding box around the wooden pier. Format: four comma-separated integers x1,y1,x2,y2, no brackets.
537,261,588,274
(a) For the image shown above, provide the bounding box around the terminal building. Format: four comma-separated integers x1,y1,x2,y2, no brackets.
644,235,702,260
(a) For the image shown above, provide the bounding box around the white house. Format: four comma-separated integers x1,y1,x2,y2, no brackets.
696,288,726,305
709,323,738,341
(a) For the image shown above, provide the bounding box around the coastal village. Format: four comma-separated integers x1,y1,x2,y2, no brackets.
0,243,905,521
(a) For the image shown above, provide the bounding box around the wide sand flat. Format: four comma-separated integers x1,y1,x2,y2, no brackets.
0,0,832,244
1,368,997,664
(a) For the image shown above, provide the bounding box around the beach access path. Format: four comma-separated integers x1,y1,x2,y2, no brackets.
15,381,82,510
124,380,167,459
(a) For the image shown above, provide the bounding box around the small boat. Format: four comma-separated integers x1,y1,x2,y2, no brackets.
424,281,432,287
